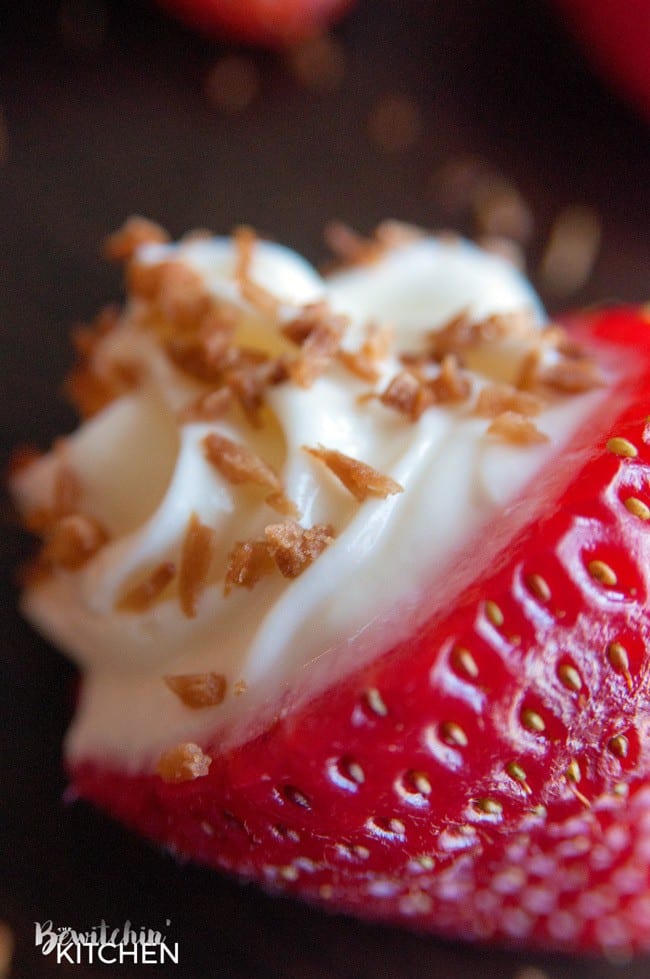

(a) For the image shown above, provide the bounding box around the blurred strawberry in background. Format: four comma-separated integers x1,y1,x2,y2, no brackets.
155,0,354,46
551,0,650,119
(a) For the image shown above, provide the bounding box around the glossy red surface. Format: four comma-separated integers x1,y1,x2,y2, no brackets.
552,0,650,120
156,0,353,46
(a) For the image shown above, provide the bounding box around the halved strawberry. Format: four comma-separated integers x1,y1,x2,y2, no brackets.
69,306,650,954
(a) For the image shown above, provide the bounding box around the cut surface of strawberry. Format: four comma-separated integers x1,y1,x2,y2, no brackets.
11,221,650,954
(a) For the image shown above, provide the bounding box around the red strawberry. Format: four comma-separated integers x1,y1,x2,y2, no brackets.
551,0,650,120
70,306,650,955
155,0,353,47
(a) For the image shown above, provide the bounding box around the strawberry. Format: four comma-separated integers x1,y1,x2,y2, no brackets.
551,0,650,120
69,306,650,955
154,0,353,48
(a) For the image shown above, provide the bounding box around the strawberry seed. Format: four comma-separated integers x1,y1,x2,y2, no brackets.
606,436,638,458
587,559,618,587
624,496,650,520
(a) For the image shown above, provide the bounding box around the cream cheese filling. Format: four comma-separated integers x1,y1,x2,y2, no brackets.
11,233,609,771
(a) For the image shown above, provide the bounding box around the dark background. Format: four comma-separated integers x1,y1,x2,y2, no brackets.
1,0,649,975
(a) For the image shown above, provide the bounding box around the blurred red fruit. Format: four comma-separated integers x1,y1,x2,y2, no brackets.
155,0,354,48
551,0,650,119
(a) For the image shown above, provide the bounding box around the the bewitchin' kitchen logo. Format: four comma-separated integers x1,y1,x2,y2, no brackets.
34,919,179,965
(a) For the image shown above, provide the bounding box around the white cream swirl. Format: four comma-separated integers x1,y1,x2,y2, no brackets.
11,233,608,771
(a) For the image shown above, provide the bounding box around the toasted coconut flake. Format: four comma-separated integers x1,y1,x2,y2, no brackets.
200,301,239,340
304,445,403,502
224,369,266,425
429,309,494,363
117,562,176,612
430,354,472,403
128,257,197,304
54,463,81,514
232,225,282,316
104,216,170,262
264,490,299,517
234,225,257,283
225,355,288,425
424,309,473,361
128,259,216,332
282,306,323,346
487,411,549,445
166,310,236,381
64,306,129,417
265,521,334,578
227,345,278,371
41,513,108,569
157,742,212,783
481,309,535,340
539,323,577,356
22,462,82,535
203,432,291,514
339,349,381,383
64,361,136,418
475,383,544,418
284,302,348,388
536,358,605,394
339,322,392,382
323,222,387,268
427,309,536,363
286,301,348,346
111,360,142,391
164,672,227,709
178,387,234,423
178,513,217,618
224,538,275,594
24,460,82,534
517,349,543,391
363,322,393,358
239,275,282,317
71,304,120,358
379,369,434,421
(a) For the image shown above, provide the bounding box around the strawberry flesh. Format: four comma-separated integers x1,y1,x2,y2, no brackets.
73,308,650,953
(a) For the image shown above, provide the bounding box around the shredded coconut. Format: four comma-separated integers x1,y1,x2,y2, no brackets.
304,445,403,502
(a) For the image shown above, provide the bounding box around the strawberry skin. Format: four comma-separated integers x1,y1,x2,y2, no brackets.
551,0,650,120
73,308,650,953
155,0,353,48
